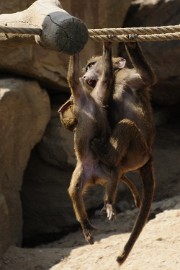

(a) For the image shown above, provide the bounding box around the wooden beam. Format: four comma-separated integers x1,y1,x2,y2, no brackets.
0,0,88,54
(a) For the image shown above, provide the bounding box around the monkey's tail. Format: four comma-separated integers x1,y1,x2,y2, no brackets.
117,158,155,265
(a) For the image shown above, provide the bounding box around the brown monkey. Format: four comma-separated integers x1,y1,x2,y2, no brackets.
59,51,141,210
89,40,156,264
59,39,156,265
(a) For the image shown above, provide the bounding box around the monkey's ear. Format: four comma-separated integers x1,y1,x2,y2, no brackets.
114,57,126,69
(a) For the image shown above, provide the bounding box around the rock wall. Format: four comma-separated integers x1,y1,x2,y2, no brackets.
0,78,50,255
123,0,180,105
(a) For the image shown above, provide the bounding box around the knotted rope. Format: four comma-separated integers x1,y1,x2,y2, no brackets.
1,24,180,42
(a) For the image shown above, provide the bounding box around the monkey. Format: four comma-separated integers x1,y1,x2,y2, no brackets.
86,40,156,264
59,39,156,265
59,52,142,210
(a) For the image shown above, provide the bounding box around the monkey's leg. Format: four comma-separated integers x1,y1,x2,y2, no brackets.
68,165,96,244
100,170,120,221
117,158,155,265
91,119,148,222
91,119,149,168
121,175,141,208
101,174,141,220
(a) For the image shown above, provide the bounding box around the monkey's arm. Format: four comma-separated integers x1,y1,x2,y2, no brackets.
92,42,114,105
125,41,156,87
67,54,82,101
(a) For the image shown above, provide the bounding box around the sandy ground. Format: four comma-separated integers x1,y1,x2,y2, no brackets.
0,196,180,270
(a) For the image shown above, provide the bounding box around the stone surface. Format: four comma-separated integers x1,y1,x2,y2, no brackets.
123,0,180,105
0,78,50,256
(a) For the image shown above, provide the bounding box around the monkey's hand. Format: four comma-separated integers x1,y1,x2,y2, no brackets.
125,34,138,49
101,203,116,221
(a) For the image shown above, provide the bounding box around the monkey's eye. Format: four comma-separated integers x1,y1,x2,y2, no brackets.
86,62,95,71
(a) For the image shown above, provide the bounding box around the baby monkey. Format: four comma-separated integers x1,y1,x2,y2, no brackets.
59,40,156,265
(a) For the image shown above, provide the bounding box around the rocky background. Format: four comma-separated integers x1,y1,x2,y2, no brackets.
0,0,180,269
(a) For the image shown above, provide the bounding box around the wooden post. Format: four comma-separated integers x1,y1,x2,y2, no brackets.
0,0,88,54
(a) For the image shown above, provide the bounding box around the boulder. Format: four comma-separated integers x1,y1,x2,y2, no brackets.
0,78,50,256
123,0,180,105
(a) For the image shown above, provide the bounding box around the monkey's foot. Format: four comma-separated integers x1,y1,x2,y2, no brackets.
82,220,97,245
101,203,116,221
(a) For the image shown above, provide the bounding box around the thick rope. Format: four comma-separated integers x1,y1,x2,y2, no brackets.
89,33,180,42
0,26,42,35
88,25,180,35
89,25,180,42
1,24,180,42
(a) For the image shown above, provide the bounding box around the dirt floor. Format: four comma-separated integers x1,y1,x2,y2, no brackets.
0,114,180,270
0,195,180,270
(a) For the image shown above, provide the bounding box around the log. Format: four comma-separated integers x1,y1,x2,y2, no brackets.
0,0,88,54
